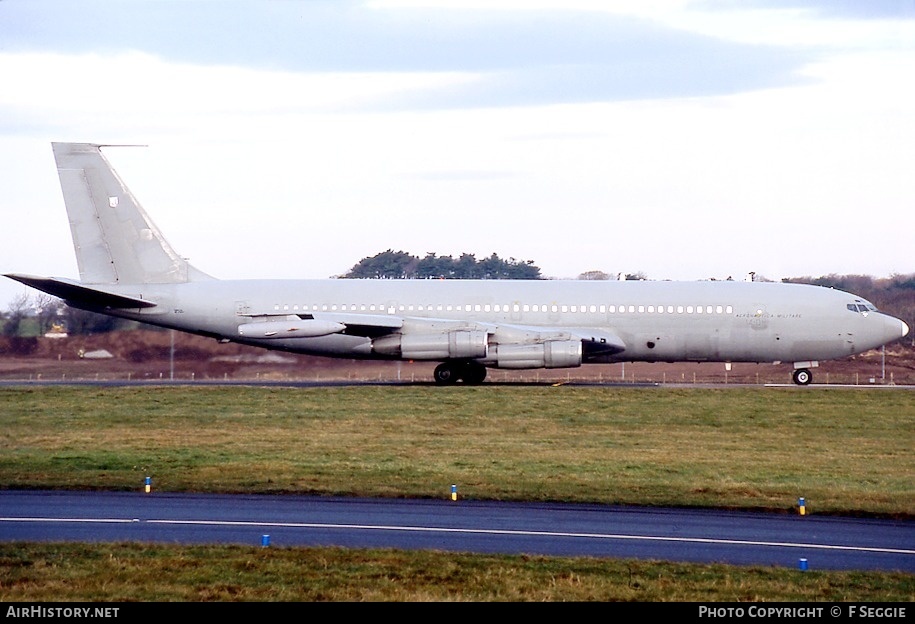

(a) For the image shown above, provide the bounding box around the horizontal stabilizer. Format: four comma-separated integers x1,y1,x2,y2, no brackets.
3,274,158,309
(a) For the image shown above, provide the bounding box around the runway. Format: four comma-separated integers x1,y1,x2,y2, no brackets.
2,490,912,572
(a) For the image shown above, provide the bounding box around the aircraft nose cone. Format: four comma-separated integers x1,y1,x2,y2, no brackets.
861,314,909,352
884,315,909,343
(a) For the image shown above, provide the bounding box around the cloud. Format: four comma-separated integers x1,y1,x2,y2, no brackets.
1,1,816,111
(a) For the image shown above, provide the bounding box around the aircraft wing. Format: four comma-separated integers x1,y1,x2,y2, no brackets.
312,311,626,355
565,327,627,356
3,274,158,309
307,312,404,338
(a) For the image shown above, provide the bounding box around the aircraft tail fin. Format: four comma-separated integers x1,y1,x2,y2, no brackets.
51,142,213,285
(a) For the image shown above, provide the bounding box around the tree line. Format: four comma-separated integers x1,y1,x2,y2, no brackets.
343,250,542,280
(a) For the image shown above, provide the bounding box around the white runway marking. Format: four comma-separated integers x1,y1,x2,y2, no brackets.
4,516,912,556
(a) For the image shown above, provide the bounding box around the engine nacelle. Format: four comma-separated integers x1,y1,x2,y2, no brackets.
238,319,346,339
486,339,582,369
372,330,489,360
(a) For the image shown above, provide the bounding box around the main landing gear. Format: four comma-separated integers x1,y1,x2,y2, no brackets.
792,368,812,386
433,360,488,385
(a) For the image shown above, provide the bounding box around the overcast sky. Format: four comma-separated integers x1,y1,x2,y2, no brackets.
2,0,913,307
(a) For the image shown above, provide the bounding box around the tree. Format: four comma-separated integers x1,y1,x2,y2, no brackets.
343,251,542,280
578,270,611,281
454,253,479,279
416,253,453,279
34,293,61,336
62,306,122,335
345,250,417,279
507,258,541,279
2,292,31,337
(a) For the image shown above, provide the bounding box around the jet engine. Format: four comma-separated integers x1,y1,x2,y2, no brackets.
372,330,489,360
486,339,582,369
238,319,346,339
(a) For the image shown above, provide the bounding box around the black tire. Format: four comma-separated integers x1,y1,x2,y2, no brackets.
461,361,488,385
792,368,812,385
434,362,458,384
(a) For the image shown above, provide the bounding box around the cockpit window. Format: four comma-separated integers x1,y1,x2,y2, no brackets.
848,300,878,313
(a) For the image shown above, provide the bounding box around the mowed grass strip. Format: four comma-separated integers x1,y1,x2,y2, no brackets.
2,541,913,602
1,385,912,516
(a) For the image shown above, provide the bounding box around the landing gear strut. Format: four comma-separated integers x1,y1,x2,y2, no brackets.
792,368,812,386
433,361,488,385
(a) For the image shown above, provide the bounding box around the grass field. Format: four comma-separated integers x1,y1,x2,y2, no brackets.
1,384,912,601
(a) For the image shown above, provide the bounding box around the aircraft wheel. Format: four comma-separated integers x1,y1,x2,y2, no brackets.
792,368,812,386
461,362,488,385
434,363,459,384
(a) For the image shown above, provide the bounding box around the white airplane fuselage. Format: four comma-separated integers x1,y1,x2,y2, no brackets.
5,143,909,385
92,276,903,368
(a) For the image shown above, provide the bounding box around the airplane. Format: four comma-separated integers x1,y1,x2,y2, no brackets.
4,142,910,385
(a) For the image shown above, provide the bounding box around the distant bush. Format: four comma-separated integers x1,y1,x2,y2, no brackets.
3,336,39,355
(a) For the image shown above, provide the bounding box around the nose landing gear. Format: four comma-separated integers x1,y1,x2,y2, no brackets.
792,368,812,385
